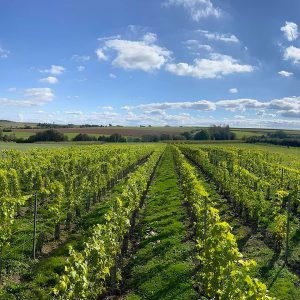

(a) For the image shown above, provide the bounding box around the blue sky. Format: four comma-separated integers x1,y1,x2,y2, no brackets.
1,0,300,128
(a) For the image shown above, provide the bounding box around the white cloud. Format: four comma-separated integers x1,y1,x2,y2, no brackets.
134,100,216,111
143,32,158,44
109,73,117,79
280,110,300,118
0,88,54,107
39,76,58,84
71,54,90,62
278,70,293,77
256,110,277,118
0,47,10,58
65,110,83,115
199,30,239,43
125,96,300,118
67,95,80,100
8,87,17,92
163,0,221,21
96,48,108,61
281,22,298,41
166,53,254,79
229,88,238,93
18,113,24,122
184,40,212,52
268,96,300,111
24,88,54,104
77,65,85,72
216,99,266,111
97,34,172,72
41,65,65,75
284,46,300,63
101,106,114,111
97,35,121,41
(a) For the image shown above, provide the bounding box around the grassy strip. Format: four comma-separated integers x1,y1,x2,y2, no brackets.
192,166,300,300
122,147,197,300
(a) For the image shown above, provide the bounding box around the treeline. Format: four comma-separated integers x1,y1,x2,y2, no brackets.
182,125,236,141
0,131,16,142
246,130,300,147
3,125,236,144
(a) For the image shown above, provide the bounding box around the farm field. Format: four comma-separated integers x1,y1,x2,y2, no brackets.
0,142,300,299
3,122,300,140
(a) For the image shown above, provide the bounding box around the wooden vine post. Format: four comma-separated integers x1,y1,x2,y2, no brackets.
285,193,291,264
33,194,38,259
203,196,208,242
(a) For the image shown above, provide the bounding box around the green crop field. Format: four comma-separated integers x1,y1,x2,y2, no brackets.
0,142,300,299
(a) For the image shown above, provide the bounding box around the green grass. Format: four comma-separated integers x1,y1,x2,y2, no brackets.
123,147,198,300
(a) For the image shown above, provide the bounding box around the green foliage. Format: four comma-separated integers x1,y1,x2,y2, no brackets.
53,148,163,299
171,145,273,299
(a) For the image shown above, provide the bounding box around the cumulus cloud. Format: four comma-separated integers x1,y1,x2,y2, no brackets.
67,95,79,100
65,110,83,115
216,99,266,111
39,76,58,84
109,73,117,79
166,53,254,79
143,32,158,44
133,100,216,111
199,30,239,43
281,22,298,41
0,47,10,58
267,96,300,111
96,48,108,61
101,106,114,111
229,88,238,94
284,46,300,63
278,70,293,77
0,88,54,107
41,65,65,75
97,35,121,41
97,33,172,72
77,66,85,72
71,54,90,62
163,0,221,21
280,110,300,118
183,40,212,52
125,96,300,119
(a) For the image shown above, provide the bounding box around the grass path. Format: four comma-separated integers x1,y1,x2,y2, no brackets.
122,147,198,300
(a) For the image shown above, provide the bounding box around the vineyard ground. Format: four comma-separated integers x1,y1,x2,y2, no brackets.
121,148,198,300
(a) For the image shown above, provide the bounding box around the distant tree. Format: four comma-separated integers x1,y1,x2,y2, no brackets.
141,135,159,142
268,130,288,139
181,131,193,140
28,129,68,142
194,129,210,140
160,134,172,140
108,133,126,142
98,135,107,141
72,133,97,141
172,135,186,140
209,125,236,140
